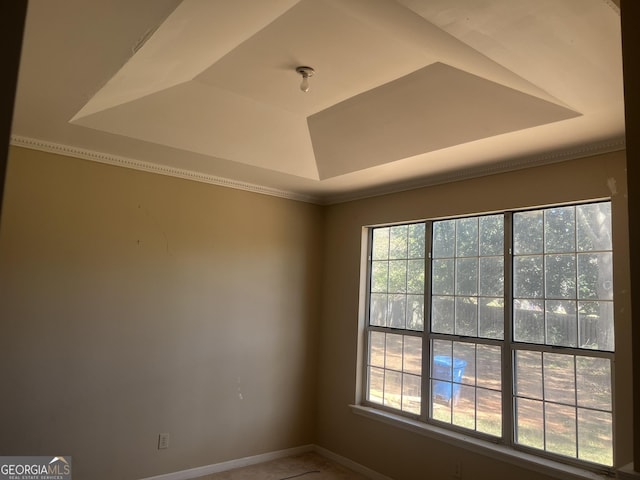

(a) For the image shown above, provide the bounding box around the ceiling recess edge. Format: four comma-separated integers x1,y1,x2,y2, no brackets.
10,135,626,206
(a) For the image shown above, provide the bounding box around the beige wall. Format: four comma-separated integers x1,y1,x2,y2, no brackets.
317,150,632,479
0,146,632,480
0,146,323,479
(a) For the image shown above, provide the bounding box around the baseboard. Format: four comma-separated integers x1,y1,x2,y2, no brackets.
313,445,393,480
139,445,314,480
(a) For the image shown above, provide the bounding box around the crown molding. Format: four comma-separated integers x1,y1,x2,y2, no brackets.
9,135,321,204
602,0,620,15
321,137,626,205
10,135,625,207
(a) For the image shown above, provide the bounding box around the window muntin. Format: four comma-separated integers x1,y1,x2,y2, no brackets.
511,203,614,466
431,215,504,339
430,339,502,436
429,214,505,437
367,223,425,415
367,331,422,414
370,223,425,330
513,349,613,466
513,203,614,350
364,201,614,469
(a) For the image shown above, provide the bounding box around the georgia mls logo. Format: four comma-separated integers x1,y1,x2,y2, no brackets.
48,457,70,475
0,456,72,480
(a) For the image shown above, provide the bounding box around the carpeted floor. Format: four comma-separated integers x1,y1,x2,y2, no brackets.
193,452,371,480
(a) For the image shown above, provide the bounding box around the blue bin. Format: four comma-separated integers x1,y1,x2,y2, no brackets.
432,356,467,405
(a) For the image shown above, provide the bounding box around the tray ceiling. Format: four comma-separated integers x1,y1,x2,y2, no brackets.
12,0,624,202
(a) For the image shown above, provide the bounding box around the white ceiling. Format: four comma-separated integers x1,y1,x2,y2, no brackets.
11,0,624,203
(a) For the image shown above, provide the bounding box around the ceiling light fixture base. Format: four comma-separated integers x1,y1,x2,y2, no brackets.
296,66,315,92
296,66,315,77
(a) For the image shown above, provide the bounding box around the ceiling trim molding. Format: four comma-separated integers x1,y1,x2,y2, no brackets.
321,137,626,205
9,135,321,204
10,135,626,206
602,0,621,14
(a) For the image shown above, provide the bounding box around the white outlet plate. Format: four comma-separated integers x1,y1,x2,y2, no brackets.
158,433,170,449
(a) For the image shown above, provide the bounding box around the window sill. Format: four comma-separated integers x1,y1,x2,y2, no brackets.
349,404,614,480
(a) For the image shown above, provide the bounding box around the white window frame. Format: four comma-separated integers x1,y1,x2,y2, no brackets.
359,200,615,476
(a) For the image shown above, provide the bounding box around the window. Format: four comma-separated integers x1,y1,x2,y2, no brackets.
364,201,614,470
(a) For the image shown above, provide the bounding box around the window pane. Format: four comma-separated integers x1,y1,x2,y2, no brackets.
453,342,476,387
430,339,453,418
545,207,576,253
545,254,576,299
372,227,390,260
431,379,452,423
408,223,426,258
403,373,421,415
476,344,501,390
578,410,613,466
407,259,424,294
576,202,612,252
514,211,543,255
513,300,544,343
514,350,542,399
389,225,408,259
388,260,407,293
543,353,576,405
514,202,613,355
385,334,403,371
515,398,544,449
514,256,543,298
431,341,471,422
388,294,406,328
455,297,477,336
368,331,424,415
545,404,577,458
546,300,577,347
578,301,614,351
403,336,422,375
479,215,504,256
456,218,478,257
576,356,611,410
478,298,504,339
514,350,614,465
433,220,455,258
369,293,387,326
578,252,613,300
384,370,402,409
432,355,453,382
477,389,502,436
371,261,388,293
368,367,384,404
479,256,503,296
456,258,478,296
432,296,454,334
432,339,452,360
369,331,385,368
432,360,467,406
406,294,424,331
453,385,475,429
432,259,454,295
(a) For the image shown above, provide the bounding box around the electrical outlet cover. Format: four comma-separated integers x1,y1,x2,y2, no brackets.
158,433,170,449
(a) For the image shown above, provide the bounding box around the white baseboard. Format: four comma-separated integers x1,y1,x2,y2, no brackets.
139,444,314,480
138,444,391,480
313,445,393,480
